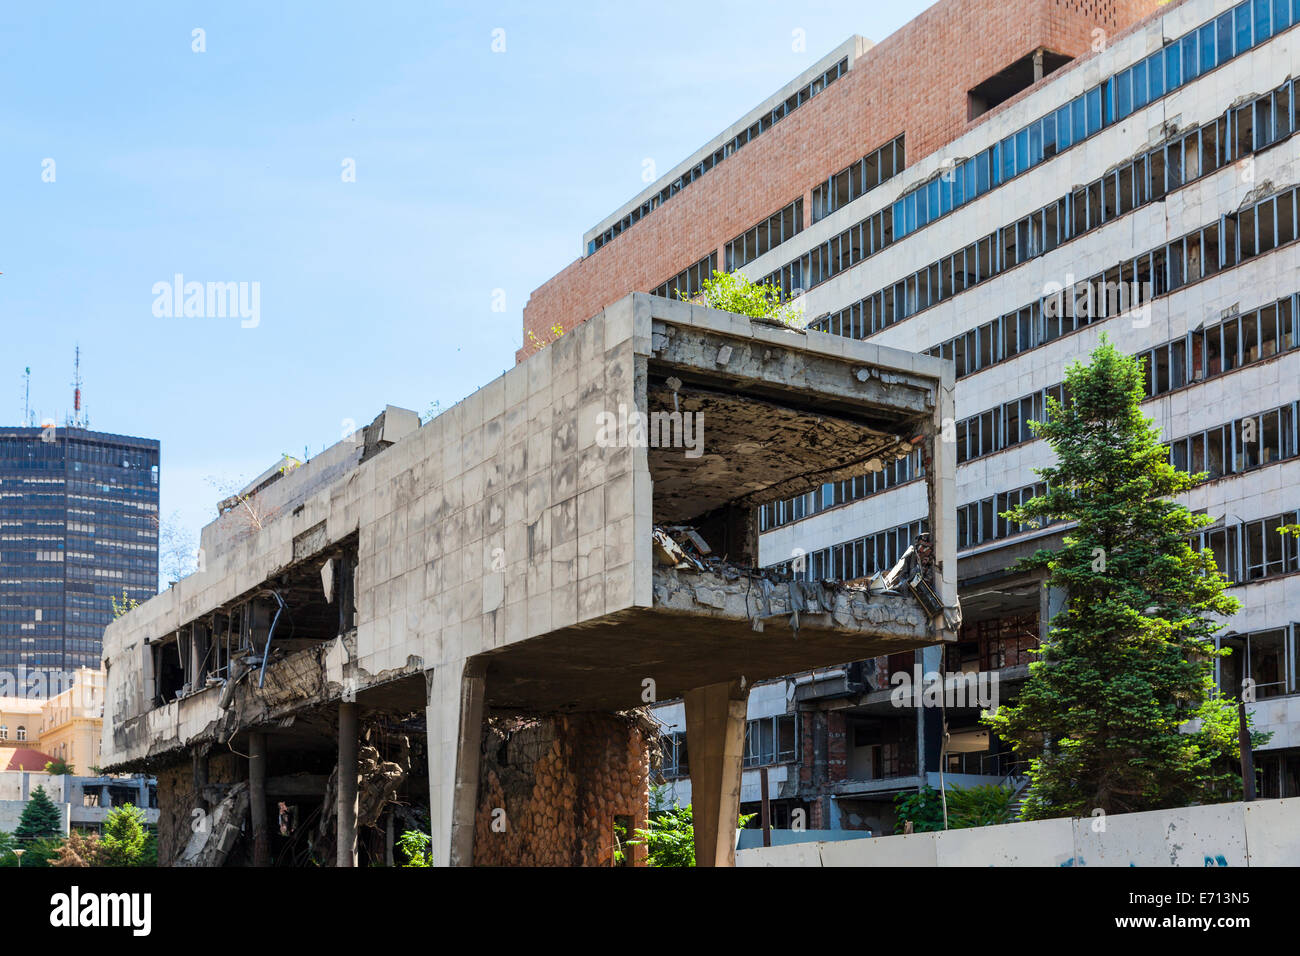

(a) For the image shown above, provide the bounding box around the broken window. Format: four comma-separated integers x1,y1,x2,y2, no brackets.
967,49,1072,119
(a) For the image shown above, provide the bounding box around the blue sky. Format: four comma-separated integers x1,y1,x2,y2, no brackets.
0,0,933,565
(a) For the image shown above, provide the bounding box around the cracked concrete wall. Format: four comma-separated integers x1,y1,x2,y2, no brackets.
154,752,243,865
101,295,652,770
100,292,953,864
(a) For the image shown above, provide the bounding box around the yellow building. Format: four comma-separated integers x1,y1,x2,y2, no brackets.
0,668,104,773
37,668,105,773
0,697,42,753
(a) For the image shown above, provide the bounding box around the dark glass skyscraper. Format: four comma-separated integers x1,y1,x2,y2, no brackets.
0,426,159,693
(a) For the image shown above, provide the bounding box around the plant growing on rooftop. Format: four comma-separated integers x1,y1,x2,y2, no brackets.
676,270,804,327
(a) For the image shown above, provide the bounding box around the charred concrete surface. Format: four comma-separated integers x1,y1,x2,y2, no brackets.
100,293,956,866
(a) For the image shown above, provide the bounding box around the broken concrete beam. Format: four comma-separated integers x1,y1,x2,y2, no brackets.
651,566,929,637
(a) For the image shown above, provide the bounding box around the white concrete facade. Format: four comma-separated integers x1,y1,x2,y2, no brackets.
743,0,1300,768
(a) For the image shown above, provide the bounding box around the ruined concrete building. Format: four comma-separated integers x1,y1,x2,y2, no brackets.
100,294,956,866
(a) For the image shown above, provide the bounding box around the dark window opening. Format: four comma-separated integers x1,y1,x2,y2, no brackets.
968,49,1073,120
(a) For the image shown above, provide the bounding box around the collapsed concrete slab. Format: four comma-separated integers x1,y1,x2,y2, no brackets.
100,292,956,866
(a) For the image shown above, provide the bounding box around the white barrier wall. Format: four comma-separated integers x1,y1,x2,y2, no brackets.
736,798,1300,866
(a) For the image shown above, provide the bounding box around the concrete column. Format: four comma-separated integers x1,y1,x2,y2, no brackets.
683,677,750,867
248,733,269,867
426,658,487,867
193,749,209,812
928,363,960,637
337,701,359,867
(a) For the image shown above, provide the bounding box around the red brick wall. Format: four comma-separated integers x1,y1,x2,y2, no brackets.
827,710,848,783
519,0,1167,362
472,712,654,867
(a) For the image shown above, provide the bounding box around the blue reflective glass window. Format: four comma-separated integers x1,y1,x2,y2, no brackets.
1256,0,1273,39
1000,136,1015,180
1016,128,1030,173
1042,112,1057,153
893,200,906,238
1149,52,1164,99
927,179,940,220
1165,42,1181,90
989,143,1002,187
1201,22,1218,71
962,160,975,203
1072,97,1086,140
976,152,990,194
1236,2,1254,51
905,192,917,233
1295,0,1299,25
1086,88,1102,134
1215,13,1233,62
1116,70,1132,117
1057,105,1073,150
1029,122,1042,165
940,174,953,215
1276,0,1292,30
1132,61,1148,108
915,184,928,225
1181,33,1199,81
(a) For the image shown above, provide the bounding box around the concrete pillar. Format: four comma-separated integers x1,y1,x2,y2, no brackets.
928,363,959,637
193,749,209,812
426,658,486,867
248,733,269,867
683,677,750,867
337,701,358,867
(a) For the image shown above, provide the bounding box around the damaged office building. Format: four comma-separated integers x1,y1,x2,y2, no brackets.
99,293,958,866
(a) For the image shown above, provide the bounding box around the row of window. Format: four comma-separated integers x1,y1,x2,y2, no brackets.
956,385,1068,465
589,58,849,256
759,203,894,300
1169,401,1300,481
647,2,1295,311
959,401,1300,550
957,484,1048,551
725,199,803,273
776,79,1291,313
889,0,1300,241
778,519,929,582
761,306,1295,533
758,449,923,532
0,726,27,741
812,77,1296,340
810,135,905,224
949,293,1299,467
650,252,717,301
926,184,1300,380
1194,508,1300,584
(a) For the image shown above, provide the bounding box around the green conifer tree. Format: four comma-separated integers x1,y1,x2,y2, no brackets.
984,335,1253,818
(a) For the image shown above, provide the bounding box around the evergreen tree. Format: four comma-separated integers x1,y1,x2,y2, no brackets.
984,335,1250,818
99,803,150,866
15,785,63,841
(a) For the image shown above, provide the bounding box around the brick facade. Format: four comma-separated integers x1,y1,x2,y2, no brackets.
520,0,1164,361
472,712,654,867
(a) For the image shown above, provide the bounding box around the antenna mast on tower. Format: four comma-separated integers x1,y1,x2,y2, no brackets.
70,345,85,428
22,366,32,426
